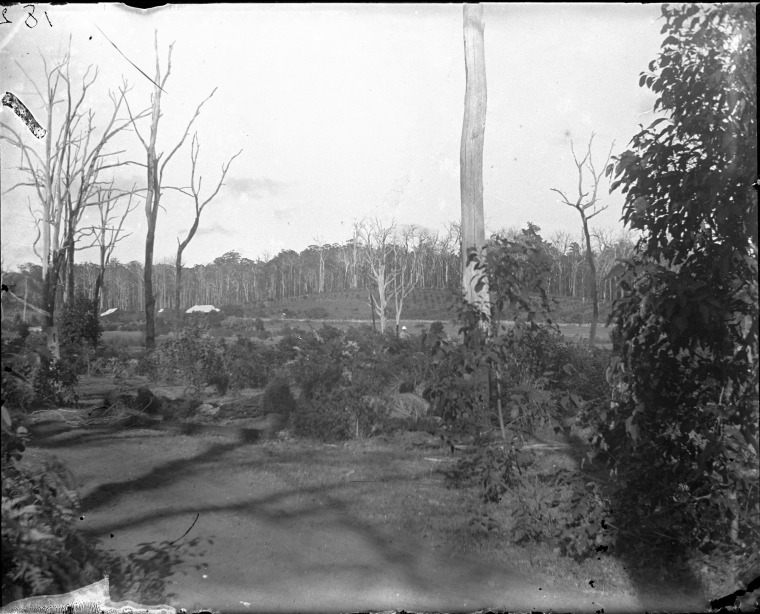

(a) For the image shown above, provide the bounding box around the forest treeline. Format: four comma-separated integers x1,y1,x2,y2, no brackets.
3,224,636,315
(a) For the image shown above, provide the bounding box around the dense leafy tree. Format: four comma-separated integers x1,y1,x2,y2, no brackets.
603,2,757,571
59,295,101,349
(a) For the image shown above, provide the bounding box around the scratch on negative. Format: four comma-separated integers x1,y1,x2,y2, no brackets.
95,25,167,95
2,92,46,139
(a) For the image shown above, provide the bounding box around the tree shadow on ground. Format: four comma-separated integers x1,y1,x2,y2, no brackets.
83,467,450,596
50,430,531,605
564,432,709,611
98,536,209,605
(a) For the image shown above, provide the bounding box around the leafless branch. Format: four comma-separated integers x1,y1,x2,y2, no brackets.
159,87,218,177
551,133,614,220
124,94,148,150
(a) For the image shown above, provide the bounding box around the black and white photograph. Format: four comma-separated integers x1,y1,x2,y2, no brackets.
1,3,757,613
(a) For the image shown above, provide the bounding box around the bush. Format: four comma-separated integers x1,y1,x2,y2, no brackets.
1,353,79,411
429,321,445,337
59,344,91,377
220,304,244,318
261,378,296,416
430,234,623,559
1,413,96,603
225,338,273,389
292,389,354,442
152,327,227,394
59,295,101,349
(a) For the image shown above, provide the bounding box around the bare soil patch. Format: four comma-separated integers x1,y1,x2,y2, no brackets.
12,376,716,612
21,413,708,613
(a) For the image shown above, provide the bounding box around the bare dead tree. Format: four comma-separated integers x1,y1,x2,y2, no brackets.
77,182,138,310
1,48,147,327
356,218,395,333
391,225,420,335
460,3,489,318
125,30,217,349
550,132,614,347
174,132,241,316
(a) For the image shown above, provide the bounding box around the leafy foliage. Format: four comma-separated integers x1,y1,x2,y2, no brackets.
2,328,79,411
262,378,297,416
602,3,758,569
433,226,621,558
59,295,101,349
219,337,275,389
151,327,228,395
428,226,559,431
284,325,428,441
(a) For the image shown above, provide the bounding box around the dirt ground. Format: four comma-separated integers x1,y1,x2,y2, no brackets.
20,406,717,614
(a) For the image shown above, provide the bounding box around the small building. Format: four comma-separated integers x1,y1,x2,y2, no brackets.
186,304,220,314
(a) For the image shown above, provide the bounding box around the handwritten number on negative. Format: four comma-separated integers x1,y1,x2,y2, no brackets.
0,5,52,27
24,5,38,28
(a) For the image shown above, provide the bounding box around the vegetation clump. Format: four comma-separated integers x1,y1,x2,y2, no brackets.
598,2,758,584
59,295,101,349
262,377,297,417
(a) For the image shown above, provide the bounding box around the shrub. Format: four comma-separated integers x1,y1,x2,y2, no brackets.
59,344,92,377
509,468,614,559
1,354,79,411
134,352,156,377
281,324,415,441
278,325,302,339
225,338,271,389
11,317,31,345
1,412,96,602
152,327,227,394
262,378,296,416
220,304,244,318
292,389,353,442
59,295,101,349
219,316,246,331
430,231,622,559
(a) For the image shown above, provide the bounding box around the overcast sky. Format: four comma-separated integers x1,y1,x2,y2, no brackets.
1,3,664,270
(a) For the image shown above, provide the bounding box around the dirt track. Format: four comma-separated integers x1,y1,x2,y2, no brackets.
25,422,702,613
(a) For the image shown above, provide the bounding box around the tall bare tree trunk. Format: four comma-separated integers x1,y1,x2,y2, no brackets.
66,235,75,303
582,223,599,347
145,146,159,349
460,3,489,314
175,255,183,318
43,252,66,327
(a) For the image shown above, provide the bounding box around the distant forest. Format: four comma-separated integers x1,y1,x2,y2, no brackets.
2,224,635,315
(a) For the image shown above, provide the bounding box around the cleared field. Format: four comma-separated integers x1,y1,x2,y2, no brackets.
100,319,611,350
238,289,611,325
249,317,612,348
101,330,145,347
